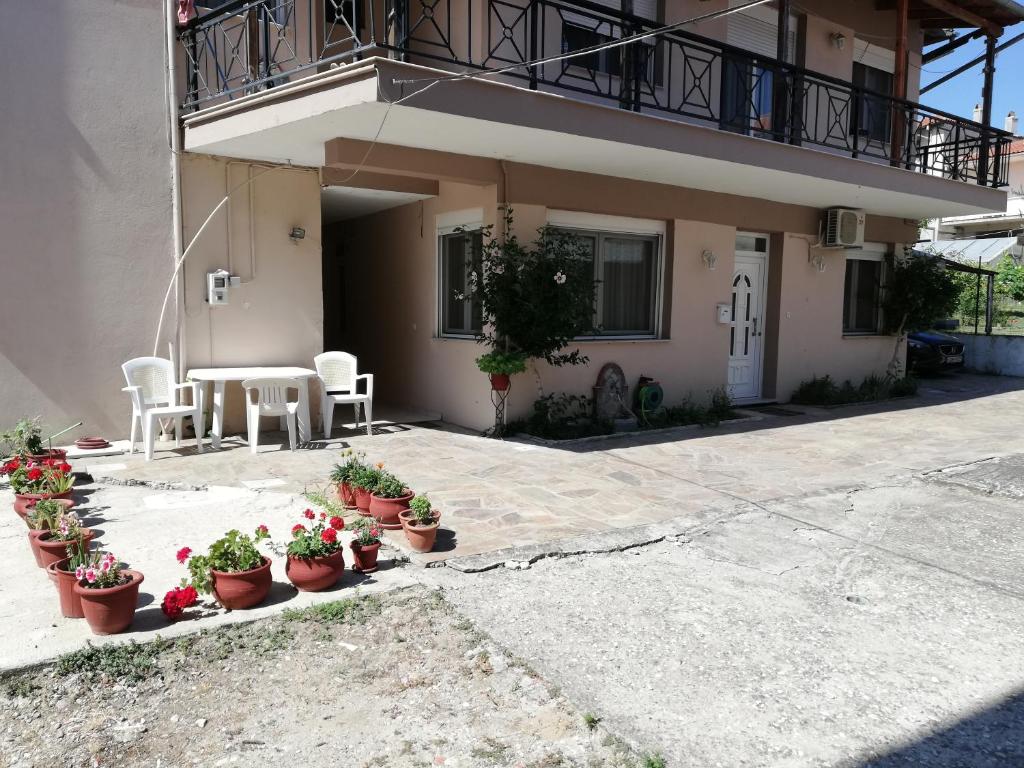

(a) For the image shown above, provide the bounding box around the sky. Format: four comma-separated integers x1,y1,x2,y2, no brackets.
919,21,1023,130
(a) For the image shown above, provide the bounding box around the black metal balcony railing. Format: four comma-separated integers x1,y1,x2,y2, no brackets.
179,0,1013,188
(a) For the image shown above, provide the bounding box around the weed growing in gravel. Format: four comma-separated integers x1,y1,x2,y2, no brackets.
472,736,511,764
643,755,666,768
56,639,171,682
209,622,295,660
583,712,601,730
281,595,382,625
303,487,349,520
2,676,40,697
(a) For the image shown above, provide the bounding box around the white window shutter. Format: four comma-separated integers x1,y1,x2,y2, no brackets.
727,2,797,63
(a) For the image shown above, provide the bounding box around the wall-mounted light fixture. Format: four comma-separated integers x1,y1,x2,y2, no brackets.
289,226,306,243
809,250,827,273
701,249,718,270
830,32,846,50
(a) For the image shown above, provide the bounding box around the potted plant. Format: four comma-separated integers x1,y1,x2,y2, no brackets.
349,517,382,573
476,350,527,392
284,508,346,592
72,549,144,635
398,495,441,554
179,525,272,610
329,449,365,509
368,469,413,529
35,510,93,569
348,461,383,516
5,458,75,517
1,417,67,463
48,532,93,619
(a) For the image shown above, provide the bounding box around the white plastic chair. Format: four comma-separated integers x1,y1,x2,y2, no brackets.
121,357,204,462
242,378,300,454
314,352,374,438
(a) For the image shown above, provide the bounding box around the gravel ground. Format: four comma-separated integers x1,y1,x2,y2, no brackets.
0,587,643,768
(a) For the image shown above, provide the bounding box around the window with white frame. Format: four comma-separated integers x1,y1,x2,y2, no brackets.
548,213,664,338
842,246,887,334
438,226,484,338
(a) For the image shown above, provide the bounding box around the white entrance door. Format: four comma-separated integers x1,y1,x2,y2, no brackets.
728,242,769,401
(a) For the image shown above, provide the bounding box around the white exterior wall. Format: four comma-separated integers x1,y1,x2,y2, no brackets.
0,1,175,441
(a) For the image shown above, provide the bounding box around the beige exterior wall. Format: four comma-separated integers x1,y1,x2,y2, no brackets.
335,162,909,431
179,155,324,432
0,1,174,441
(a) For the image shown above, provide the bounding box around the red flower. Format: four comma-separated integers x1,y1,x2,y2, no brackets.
161,585,199,620
43,459,57,468
26,467,43,481
319,511,327,521
320,527,338,544
58,462,72,474
256,524,269,535
329,516,345,531
303,509,315,520
291,523,306,536
176,546,192,564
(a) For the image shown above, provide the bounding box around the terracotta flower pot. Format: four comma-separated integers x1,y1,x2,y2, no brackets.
286,549,345,592
489,373,511,391
21,497,76,528
398,510,441,554
27,449,68,463
369,491,413,530
13,490,73,520
47,558,85,619
211,556,273,610
28,529,48,567
36,529,94,569
350,541,380,573
335,482,358,510
74,569,143,635
353,486,373,516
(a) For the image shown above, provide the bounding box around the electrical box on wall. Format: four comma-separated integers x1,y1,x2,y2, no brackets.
206,269,240,306
716,303,731,324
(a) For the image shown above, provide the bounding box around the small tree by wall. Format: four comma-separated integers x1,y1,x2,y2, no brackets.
472,208,598,394
882,249,960,377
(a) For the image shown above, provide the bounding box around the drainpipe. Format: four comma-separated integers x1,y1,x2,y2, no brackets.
163,0,187,383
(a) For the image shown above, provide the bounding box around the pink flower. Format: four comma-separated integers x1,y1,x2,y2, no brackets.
85,568,97,583
75,565,85,580
256,524,269,535
176,546,192,564
100,559,111,573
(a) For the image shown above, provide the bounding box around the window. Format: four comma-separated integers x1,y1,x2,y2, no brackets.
843,256,884,334
552,227,662,337
852,62,894,144
439,229,483,337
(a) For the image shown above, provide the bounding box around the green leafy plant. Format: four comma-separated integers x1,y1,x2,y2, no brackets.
348,462,383,492
475,350,528,376
882,251,960,377
640,388,736,429
507,393,612,440
372,470,408,499
1,417,43,458
181,526,270,595
473,209,599,372
286,508,345,559
56,639,169,682
26,498,65,531
329,448,367,486
791,373,917,406
408,495,435,526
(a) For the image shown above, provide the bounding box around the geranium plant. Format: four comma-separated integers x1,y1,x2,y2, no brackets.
5,459,73,495
161,585,199,620
75,550,126,589
179,525,270,595
350,516,382,546
475,350,528,376
288,508,345,558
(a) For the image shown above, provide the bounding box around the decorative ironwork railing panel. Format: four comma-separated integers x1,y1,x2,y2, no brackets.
179,0,1012,188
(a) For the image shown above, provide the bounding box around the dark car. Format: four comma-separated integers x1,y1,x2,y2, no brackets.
907,330,965,373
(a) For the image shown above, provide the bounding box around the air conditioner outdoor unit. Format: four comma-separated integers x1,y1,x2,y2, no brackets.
823,208,866,248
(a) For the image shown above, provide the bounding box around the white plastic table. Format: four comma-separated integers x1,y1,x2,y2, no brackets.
187,367,317,450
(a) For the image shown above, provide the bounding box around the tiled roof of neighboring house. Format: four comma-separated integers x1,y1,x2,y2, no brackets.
1010,138,1024,155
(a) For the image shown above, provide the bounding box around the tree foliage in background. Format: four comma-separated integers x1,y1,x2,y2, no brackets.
472,208,598,369
881,251,960,377
995,255,1024,302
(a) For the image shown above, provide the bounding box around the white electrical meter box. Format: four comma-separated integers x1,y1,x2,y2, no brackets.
716,303,731,324
207,269,231,306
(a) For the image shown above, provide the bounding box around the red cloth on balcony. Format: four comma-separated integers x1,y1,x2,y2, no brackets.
177,0,196,26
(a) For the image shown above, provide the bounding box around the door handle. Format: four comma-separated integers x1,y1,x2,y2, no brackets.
752,317,758,337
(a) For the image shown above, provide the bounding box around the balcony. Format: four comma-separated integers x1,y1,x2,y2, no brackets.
177,0,1014,196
